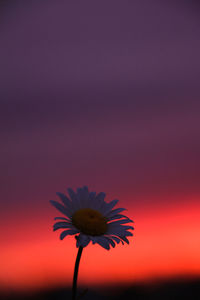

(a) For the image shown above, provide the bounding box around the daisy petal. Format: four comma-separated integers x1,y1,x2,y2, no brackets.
76,188,83,209
105,237,115,248
76,234,90,247
109,224,134,230
92,236,110,250
88,192,96,208
108,214,130,221
121,225,134,230
50,200,71,217
106,208,126,218
54,217,70,221
60,229,79,240
109,199,119,209
120,236,130,244
111,235,126,245
117,239,124,245
56,192,72,209
109,236,121,244
53,222,74,231
83,186,89,194
94,192,106,210
96,192,106,201
124,231,133,236
78,186,89,207
67,188,77,202
109,219,133,226
107,224,133,235
103,199,119,214
115,237,124,245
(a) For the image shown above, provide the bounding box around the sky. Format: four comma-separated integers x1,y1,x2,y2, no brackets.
0,0,200,292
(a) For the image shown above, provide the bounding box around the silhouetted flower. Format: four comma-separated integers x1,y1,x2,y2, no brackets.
50,186,134,250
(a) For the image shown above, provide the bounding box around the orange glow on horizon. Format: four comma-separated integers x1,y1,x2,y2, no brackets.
1,198,200,291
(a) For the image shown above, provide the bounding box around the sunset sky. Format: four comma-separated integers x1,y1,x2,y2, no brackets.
0,0,200,292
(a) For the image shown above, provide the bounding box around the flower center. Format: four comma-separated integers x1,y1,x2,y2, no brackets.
72,208,107,236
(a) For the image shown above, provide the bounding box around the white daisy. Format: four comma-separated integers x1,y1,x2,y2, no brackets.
50,186,134,250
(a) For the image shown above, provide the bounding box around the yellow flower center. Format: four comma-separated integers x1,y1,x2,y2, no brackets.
72,208,107,236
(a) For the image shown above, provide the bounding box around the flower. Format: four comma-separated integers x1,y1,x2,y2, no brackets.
50,186,134,250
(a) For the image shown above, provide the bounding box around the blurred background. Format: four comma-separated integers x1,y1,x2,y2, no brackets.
0,0,200,299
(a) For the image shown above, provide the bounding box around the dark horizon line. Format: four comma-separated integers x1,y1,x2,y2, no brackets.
1,273,200,294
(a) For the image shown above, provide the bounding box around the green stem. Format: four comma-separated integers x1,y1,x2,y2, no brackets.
72,246,83,300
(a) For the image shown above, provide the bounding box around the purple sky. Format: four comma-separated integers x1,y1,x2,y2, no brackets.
0,0,200,217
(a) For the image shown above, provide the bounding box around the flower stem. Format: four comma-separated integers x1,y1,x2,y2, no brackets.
72,246,83,300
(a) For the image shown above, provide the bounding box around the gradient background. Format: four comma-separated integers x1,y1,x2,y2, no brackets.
0,1,200,299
